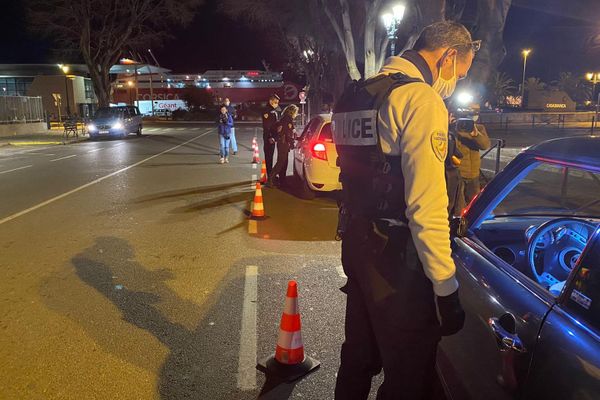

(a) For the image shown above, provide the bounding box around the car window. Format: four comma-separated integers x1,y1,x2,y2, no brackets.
318,123,333,142
493,162,600,218
301,119,321,141
94,108,122,119
564,230,600,330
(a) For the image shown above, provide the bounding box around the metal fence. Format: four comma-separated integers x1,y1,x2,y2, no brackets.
0,95,45,124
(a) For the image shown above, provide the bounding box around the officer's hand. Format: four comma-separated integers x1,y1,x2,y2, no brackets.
436,290,465,336
268,138,276,144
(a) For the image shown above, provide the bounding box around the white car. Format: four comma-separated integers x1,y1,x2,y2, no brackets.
293,114,342,199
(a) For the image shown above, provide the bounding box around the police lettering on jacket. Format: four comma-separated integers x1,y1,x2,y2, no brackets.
332,110,378,146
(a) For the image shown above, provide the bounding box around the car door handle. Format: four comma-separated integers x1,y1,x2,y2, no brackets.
489,317,527,353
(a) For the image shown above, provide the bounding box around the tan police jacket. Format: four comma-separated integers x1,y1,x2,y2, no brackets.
377,54,458,297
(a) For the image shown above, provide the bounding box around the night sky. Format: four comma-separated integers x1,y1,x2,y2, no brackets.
2,0,599,83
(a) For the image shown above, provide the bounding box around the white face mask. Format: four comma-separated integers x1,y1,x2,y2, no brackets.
432,54,458,99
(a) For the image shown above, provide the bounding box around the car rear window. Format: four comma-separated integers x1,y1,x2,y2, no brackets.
318,123,333,142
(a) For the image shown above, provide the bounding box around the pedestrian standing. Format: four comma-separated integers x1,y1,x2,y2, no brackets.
217,105,233,164
268,104,298,188
261,94,281,176
224,98,238,155
332,21,478,399
455,106,490,213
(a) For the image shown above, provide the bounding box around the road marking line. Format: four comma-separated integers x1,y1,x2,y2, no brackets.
248,219,257,234
0,165,33,175
251,174,257,190
237,265,258,391
87,148,102,153
0,129,214,226
177,128,185,131
252,164,257,169
336,265,347,278
50,154,77,162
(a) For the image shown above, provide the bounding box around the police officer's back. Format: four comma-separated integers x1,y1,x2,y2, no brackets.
332,21,478,399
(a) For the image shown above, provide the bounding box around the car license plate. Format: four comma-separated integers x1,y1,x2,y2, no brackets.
99,130,109,134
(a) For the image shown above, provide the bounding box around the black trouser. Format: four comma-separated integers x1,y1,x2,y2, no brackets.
335,219,441,400
270,141,289,186
263,134,275,176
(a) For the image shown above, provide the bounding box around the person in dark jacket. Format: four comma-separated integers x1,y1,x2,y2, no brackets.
224,98,238,155
445,131,463,217
268,104,299,188
217,105,233,164
262,94,281,176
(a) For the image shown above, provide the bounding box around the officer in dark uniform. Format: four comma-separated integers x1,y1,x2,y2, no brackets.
262,94,281,176
332,21,478,399
268,104,298,188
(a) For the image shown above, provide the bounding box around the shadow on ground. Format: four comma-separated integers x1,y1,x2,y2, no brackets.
39,237,340,399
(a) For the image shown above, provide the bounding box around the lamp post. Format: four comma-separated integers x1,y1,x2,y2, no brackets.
520,49,531,108
588,72,600,130
382,5,406,57
58,64,71,118
127,80,134,105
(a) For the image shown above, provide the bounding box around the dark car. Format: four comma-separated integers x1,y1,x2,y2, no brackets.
440,136,600,399
87,106,143,139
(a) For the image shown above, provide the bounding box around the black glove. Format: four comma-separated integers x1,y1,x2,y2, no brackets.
436,290,465,336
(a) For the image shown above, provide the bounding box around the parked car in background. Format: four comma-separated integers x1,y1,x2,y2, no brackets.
440,136,600,399
292,114,341,199
87,106,142,139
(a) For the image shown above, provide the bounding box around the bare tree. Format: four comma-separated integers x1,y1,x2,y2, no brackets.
28,0,200,107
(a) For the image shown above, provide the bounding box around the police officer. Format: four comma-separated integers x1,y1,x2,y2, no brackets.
268,104,299,188
332,22,478,399
262,94,281,176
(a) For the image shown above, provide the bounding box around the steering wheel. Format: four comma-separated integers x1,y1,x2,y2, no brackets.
527,217,596,289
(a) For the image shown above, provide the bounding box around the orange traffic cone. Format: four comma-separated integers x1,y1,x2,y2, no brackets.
252,145,260,164
257,281,320,382
250,182,266,219
260,160,268,184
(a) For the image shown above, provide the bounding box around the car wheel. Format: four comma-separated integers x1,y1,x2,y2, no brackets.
137,125,142,136
297,166,316,200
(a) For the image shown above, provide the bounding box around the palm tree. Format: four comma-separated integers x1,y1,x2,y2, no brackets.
487,72,516,106
552,72,591,104
524,77,546,92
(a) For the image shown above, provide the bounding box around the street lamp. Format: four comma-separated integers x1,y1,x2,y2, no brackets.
382,4,406,57
586,72,600,105
127,80,134,105
58,64,71,118
520,49,531,108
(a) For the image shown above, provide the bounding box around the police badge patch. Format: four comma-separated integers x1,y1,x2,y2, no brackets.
431,131,448,162
288,123,292,129
263,113,269,119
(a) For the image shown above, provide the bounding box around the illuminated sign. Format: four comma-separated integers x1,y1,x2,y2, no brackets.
247,71,260,77
546,103,567,109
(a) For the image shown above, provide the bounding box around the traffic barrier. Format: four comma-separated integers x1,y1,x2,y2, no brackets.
250,182,266,219
257,280,320,382
252,145,260,164
260,160,268,184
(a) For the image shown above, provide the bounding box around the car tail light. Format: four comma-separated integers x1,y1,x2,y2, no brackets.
311,142,328,161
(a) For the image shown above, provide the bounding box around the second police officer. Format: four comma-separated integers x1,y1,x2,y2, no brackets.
262,94,281,176
332,21,479,399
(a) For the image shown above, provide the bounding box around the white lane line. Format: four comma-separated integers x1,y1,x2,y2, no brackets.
252,163,257,169
87,148,103,154
237,265,258,391
50,154,77,162
336,265,347,278
251,174,257,190
0,165,33,175
177,128,185,131
0,129,214,226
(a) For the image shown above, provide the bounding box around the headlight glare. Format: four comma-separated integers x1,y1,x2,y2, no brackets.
112,122,124,130
87,124,97,131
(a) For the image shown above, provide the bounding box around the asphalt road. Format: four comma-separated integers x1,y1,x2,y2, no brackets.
0,121,590,399
0,122,356,399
